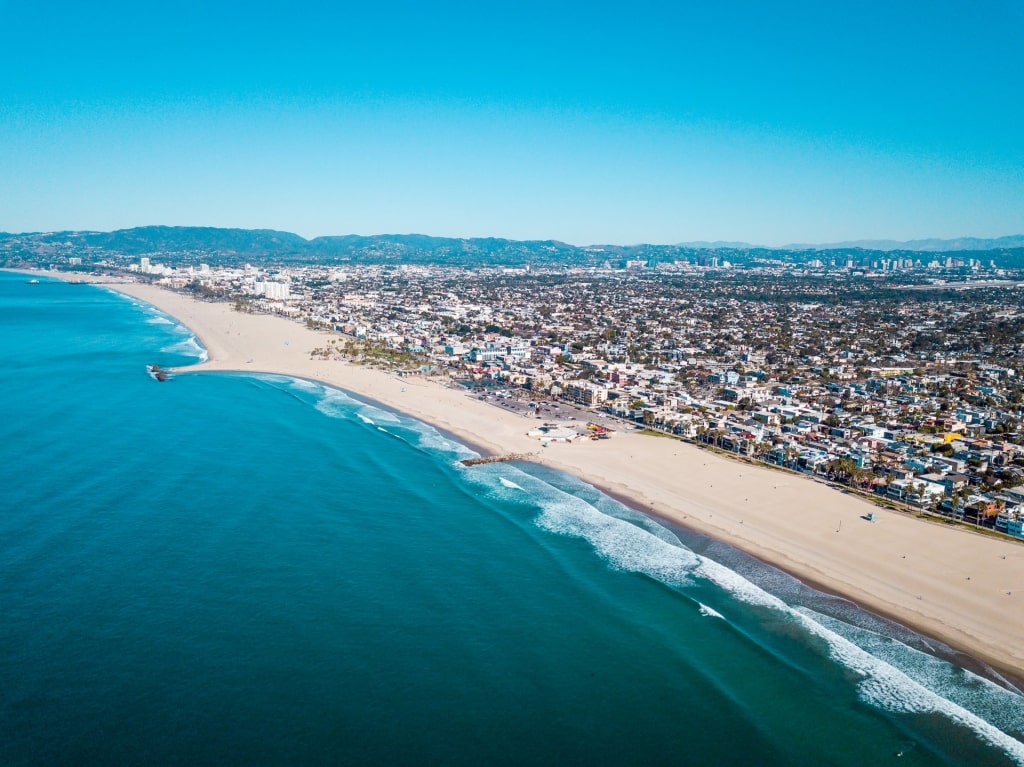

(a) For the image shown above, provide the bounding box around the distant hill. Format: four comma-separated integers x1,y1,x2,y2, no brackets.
0,227,586,267
81,226,310,255
784,235,1024,252
674,240,756,249
305,233,580,263
2,226,1024,268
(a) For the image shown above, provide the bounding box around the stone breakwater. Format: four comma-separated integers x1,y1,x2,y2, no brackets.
460,453,536,467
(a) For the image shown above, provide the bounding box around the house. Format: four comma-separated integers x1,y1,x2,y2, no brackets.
941,473,970,494
886,478,945,506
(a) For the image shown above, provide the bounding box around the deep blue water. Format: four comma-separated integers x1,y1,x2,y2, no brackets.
1,271,1022,766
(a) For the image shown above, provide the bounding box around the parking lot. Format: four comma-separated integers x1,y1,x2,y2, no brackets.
463,385,622,431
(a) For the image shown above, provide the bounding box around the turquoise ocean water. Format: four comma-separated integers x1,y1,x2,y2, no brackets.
1,270,1022,766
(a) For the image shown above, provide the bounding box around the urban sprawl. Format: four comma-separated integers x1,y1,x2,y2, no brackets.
22,245,1024,541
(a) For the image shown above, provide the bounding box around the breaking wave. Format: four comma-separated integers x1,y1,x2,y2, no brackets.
460,460,1024,763
266,376,476,463
162,333,208,362
698,603,724,619
235,372,1024,762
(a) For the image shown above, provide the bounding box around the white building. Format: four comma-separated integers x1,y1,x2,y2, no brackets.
255,281,290,300
565,381,609,407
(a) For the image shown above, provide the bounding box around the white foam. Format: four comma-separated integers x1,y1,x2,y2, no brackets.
527,467,683,548
416,428,473,459
477,462,1024,761
801,607,1024,737
104,288,138,303
695,550,1024,758
480,468,701,587
308,386,363,420
273,376,475,461
693,556,789,611
358,406,401,425
188,335,209,362
699,603,724,619
791,610,1024,763
288,377,324,394
695,552,1024,758
161,334,208,362
146,316,173,325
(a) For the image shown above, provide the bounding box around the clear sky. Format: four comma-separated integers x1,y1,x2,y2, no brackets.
2,1,1022,245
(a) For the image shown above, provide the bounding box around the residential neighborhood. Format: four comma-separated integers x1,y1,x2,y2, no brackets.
12,235,1024,542
105,253,1024,541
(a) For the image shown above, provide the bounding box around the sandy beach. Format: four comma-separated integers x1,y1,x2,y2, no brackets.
62,276,1024,683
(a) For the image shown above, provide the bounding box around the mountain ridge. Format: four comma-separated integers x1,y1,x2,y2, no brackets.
3,226,1024,268
7,225,1023,253
686,235,1024,252
783,235,1024,252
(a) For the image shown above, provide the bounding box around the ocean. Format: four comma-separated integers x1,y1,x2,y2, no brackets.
1,270,1022,766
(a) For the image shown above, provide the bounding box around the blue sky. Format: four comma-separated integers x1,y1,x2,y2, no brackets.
2,1,1022,245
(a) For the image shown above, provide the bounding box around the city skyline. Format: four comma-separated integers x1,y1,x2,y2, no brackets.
2,2,1022,245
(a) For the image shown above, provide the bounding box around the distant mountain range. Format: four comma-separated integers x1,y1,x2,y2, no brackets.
2,226,1024,268
687,235,1024,252
0,226,583,266
675,240,757,250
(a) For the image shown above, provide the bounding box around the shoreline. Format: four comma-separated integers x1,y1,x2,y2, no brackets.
591,463,1024,692
19,270,1024,688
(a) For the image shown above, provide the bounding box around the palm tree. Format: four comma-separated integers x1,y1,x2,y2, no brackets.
753,441,771,463
848,465,867,489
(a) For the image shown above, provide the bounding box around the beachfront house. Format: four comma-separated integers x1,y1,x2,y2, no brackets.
886,478,945,506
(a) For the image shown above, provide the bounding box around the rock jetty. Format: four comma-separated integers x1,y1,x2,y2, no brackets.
147,364,169,382
459,453,535,467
